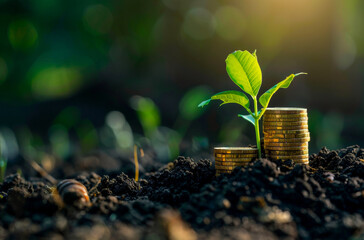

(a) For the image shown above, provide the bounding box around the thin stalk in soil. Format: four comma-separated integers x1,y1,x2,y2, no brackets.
134,145,139,182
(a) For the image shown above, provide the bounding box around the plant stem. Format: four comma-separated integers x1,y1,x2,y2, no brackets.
253,97,261,158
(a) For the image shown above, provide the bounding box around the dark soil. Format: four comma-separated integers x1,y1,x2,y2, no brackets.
1,145,364,240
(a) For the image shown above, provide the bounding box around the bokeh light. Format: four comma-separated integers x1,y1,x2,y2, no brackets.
105,111,133,149
130,96,161,136
49,124,70,159
333,34,357,70
0,58,8,85
8,19,38,51
83,4,113,35
182,8,215,40
214,6,245,41
31,67,82,99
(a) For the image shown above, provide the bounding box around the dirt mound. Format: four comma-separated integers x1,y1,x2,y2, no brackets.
0,146,363,239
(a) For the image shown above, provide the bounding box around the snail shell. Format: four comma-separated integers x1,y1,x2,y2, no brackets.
56,179,90,205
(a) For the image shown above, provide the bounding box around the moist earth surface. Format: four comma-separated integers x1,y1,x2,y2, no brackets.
0,145,364,240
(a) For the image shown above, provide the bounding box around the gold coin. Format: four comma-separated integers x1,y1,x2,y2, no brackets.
262,121,308,127
263,113,307,118
265,149,309,156
267,157,309,162
263,117,308,122
264,145,308,151
215,153,258,158
266,154,309,160
215,160,253,165
214,147,258,154
264,142,308,147
263,132,310,139
263,129,309,134
215,157,255,162
263,137,310,143
265,108,307,114
263,125,308,130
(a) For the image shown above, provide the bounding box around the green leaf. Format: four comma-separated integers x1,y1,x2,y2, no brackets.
259,72,307,109
238,114,255,126
198,99,211,108
225,50,262,97
211,90,250,111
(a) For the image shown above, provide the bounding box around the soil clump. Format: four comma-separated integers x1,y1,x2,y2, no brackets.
0,145,363,239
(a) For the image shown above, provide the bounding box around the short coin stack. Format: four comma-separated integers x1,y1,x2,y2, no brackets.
263,108,310,164
214,147,258,176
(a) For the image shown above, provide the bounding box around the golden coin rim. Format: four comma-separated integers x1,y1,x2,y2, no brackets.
215,166,249,170
263,117,309,122
215,159,253,162
266,155,309,159
263,121,308,126
214,147,258,151
215,166,240,170
263,114,308,119
214,148,258,154
215,162,250,166
263,129,310,134
265,108,307,113
215,158,255,162
264,113,307,117
215,153,258,158
264,142,309,145
267,158,309,163
263,133,310,139
264,146,308,150
263,125,308,130
265,149,309,153
264,142,309,147
265,152,309,156
263,137,311,143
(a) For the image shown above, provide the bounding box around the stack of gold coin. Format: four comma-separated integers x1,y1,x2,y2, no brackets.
263,108,310,164
214,147,258,176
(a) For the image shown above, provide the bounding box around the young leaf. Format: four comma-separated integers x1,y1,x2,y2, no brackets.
198,99,211,108
238,114,255,126
225,50,262,97
198,91,251,113
259,73,307,109
212,90,249,108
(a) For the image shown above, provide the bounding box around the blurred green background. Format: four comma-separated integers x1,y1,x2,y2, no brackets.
0,0,363,168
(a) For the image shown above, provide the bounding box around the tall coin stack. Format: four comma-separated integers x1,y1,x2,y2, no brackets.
263,108,310,164
214,147,258,176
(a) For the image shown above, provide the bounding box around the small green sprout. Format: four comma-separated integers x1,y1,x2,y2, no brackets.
198,50,306,158
0,158,7,182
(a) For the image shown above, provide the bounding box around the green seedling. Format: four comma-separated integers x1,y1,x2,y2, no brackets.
0,158,7,182
198,50,306,158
